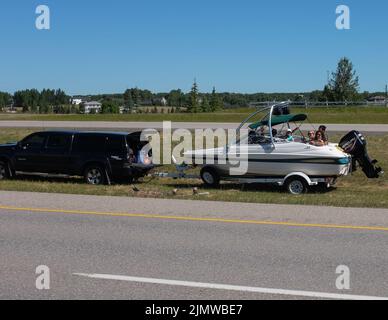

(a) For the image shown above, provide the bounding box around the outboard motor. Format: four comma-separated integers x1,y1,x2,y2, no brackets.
339,131,383,179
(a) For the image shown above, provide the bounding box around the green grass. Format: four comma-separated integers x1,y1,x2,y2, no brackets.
1,106,388,124
0,129,387,209
0,129,35,144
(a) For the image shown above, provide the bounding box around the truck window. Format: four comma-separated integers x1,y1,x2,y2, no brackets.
46,134,72,150
72,135,107,153
22,133,46,149
106,136,126,154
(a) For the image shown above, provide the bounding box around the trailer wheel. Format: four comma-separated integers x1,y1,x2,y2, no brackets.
200,167,220,188
285,177,308,195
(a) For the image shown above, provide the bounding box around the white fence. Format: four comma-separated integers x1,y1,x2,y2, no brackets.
249,101,388,108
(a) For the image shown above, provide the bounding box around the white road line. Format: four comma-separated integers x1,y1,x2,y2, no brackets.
73,273,388,300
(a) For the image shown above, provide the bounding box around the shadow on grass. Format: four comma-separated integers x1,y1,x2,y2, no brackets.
164,181,337,194
13,174,134,186
14,174,84,184
11,174,338,195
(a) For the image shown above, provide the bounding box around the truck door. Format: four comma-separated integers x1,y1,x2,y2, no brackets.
40,133,73,173
14,132,47,172
106,135,127,176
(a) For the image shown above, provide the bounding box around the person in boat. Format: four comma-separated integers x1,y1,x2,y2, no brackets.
307,130,315,145
286,129,294,142
318,125,329,145
313,130,326,146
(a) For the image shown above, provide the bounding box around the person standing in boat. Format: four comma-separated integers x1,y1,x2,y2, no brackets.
319,125,329,145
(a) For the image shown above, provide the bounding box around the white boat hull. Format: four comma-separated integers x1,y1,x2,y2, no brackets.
185,142,352,178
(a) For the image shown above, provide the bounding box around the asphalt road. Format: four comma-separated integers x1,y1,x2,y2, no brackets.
1,121,388,134
1,191,388,300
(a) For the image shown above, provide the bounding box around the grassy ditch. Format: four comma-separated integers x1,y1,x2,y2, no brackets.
0,129,387,208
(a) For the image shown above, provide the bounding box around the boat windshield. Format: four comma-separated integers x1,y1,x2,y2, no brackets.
232,102,310,146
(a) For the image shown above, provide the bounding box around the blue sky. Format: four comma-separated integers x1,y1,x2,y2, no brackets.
0,0,387,95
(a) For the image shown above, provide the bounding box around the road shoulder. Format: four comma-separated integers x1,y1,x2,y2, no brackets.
1,190,388,229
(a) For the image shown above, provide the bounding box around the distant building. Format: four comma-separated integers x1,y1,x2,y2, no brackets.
82,101,102,114
161,97,167,106
119,106,132,114
139,99,153,106
368,96,387,105
71,98,83,105
152,97,168,106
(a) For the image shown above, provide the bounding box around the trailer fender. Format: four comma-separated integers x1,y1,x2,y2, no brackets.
281,172,315,186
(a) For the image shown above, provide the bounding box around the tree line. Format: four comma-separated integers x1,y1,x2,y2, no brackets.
1,58,385,114
0,92,12,109
11,89,69,113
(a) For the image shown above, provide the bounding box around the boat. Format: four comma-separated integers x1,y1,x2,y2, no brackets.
184,102,382,194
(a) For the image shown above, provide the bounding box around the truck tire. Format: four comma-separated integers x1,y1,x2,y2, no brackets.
200,167,220,188
0,161,9,180
285,177,308,195
84,165,107,185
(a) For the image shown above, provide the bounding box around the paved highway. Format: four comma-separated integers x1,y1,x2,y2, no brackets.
1,191,388,300
1,121,388,134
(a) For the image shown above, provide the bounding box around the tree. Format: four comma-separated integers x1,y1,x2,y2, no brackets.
54,89,68,105
124,89,134,111
12,88,69,113
0,92,11,110
131,87,140,106
188,80,200,113
210,87,223,111
101,100,119,114
168,89,185,108
320,85,333,102
328,57,359,101
200,96,211,112
14,90,36,112
79,104,85,114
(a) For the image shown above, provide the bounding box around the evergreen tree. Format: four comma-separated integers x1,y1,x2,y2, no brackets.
188,79,199,113
200,96,211,112
0,92,11,110
210,87,223,111
328,57,359,101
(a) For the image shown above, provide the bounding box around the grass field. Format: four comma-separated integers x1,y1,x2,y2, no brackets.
1,106,388,124
0,129,387,209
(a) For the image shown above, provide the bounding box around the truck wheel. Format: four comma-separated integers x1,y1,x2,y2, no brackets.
84,166,107,185
285,177,308,195
200,167,220,188
0,161,9,180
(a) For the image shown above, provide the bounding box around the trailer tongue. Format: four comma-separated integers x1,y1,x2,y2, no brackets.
339,131,383,179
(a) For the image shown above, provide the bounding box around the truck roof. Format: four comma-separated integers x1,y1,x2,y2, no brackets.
34,131,134,136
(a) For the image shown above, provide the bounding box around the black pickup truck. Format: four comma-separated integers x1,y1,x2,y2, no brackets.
0,131,154,185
